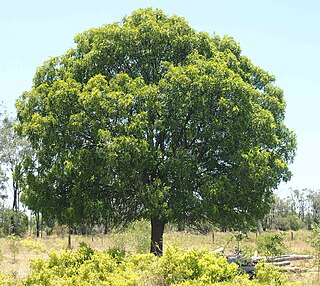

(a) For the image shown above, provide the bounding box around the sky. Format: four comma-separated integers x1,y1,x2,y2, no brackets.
1,0,319,197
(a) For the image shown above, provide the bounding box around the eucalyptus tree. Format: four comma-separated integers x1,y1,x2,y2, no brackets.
0,115,31,212
0,105,8,196
16,8,296,255
0,105,31,235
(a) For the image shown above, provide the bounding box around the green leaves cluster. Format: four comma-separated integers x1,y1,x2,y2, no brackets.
0,244,295,286
256,233,287,258
16,8,296,233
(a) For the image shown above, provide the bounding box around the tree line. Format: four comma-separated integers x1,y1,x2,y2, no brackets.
266,188,320,231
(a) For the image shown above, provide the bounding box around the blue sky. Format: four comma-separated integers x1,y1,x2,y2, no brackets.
1,0,319,196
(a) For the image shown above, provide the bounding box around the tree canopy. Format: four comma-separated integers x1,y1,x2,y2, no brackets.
16,8,296,255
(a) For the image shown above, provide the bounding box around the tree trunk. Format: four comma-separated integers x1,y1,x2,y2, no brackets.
257,220,263,235
68,224,72,249
150,218,165,256
104,218,109,235
12,180,18,211
36,211,40,237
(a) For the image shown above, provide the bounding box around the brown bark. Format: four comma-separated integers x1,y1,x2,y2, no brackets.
68,224,72,249
36,211,40,237
150,218,165,256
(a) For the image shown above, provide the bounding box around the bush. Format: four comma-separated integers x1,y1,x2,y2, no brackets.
273,215,305,231
255,261,300,286
256,233,287,258
0,272,15,286
19,245,299,286
288,215,305,231
273,216,290,231
158,246,239,285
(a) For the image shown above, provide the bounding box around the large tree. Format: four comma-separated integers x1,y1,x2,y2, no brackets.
16,8,296,255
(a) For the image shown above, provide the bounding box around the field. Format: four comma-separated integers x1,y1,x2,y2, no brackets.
0,225,319,285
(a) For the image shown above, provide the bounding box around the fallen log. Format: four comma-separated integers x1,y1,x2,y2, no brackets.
282,267,309,273
270,261,291,266
267,254,313,263
213,247,224,254
225,253,314,275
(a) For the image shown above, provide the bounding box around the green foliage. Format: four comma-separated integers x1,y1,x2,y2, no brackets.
256,233,287,258
0,109,32,215
0,272,16,286
310,224,320,276
15,245,299,286
158,246,239,285
20,239,47,254
17,8,296,253
106,247,126,262
254,262,299,286
0,208,29,237
273,215,305,231
288,215,305,231
310,224,320,250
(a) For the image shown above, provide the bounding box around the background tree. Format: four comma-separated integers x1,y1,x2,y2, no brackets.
0,105,9,198
16,8,296,255
305,189,320,227
289,188,307,222
0,104,31,235
0,114,31,211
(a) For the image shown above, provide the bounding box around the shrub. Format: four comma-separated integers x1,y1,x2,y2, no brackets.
273,216,290,231
158,246,239,285
20,239,47,254
256,233,287,258
255,261,300,286
0,272,16,286
273,215,305,231
20,245,299,286
288,215,305,231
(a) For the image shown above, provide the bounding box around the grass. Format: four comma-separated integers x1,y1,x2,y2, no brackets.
0,228,318,284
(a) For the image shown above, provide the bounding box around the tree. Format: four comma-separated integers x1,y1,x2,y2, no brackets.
0,106,31,234
0,105,9,198
307,190,320,225
289,188,308,221
16,8,296,255
0,116,30,211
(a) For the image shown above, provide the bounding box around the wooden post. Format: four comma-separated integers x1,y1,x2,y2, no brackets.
291,232,294,241
212,232,215,243
68,224,72,249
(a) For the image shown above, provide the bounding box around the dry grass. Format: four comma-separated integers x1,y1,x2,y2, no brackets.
0,229,318,284
0,234,114,281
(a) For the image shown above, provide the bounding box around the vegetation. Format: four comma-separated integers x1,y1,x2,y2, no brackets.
0,6,315,285
16,8,296,255
0,233,306,285
256,233,287,258
0,107,31,213
0,208,29,237
266,188,320,231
